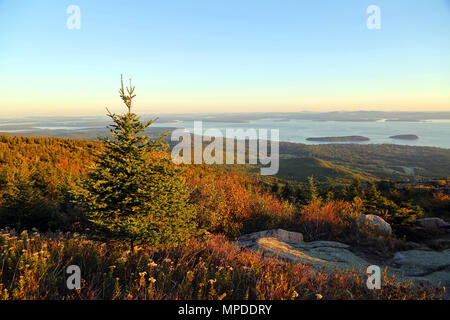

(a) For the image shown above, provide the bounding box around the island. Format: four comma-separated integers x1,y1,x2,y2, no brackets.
306,136,370,142
389,134,419,140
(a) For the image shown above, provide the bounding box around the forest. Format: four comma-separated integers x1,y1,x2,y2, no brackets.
0,131,449,299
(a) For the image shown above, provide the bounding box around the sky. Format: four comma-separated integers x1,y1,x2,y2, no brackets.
0,0,449,116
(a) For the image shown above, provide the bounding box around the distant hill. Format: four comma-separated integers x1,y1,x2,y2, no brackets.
276,157,371,184
306,136,370,142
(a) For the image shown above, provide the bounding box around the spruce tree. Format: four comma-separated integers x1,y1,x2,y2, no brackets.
75,75,196,248
306,176,319,203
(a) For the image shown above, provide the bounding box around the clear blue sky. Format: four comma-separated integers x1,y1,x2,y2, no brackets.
0,0,449,116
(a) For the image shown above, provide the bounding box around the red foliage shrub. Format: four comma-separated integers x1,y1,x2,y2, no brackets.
186,167,295,237
297,200,359,241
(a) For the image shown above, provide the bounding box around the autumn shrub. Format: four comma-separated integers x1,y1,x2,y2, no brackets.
295,200,409,258
186,168,295,237
0,229,443,300
425,193,450,219
296,200,360,242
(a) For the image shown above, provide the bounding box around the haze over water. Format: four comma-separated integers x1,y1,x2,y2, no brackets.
152,119,450,148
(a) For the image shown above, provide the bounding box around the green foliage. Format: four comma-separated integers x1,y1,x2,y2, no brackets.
292,176,320,205
73,76,196,248
306,176,319,203
276,156,369,185
351,182,425,231
0,160,81,231
0,164,57,230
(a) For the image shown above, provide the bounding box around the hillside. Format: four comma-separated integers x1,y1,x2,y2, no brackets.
0,134,449,300
276,157,371,184
4,128,449,184
278,142,450,182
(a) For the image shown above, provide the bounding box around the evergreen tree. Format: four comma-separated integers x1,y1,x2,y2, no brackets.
325,183,336,202
345,179,363,200
0,162,59,230
281,183,294,200
74,75,196,248
365,182,382,202
271,182,282,196
305,176,319,203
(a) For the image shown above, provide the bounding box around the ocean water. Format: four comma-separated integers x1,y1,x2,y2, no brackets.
1,117,449,149
152,119,450,149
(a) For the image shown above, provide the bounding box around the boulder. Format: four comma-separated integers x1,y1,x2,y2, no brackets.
238,230,450,289
239,229,303,243
357,214,392,234
413,218,450,230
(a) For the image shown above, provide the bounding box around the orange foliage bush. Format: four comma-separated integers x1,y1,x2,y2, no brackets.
297,200,360,241
433,192,450,201
186,167,295,237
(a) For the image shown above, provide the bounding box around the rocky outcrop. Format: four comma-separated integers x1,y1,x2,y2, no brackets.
238,230,450,288
238,231,368,271
239,229,304,243
356,214,392,234
413,218,450,230
392,249,450,275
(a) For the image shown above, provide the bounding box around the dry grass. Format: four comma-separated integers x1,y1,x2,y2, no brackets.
0,229,443,300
